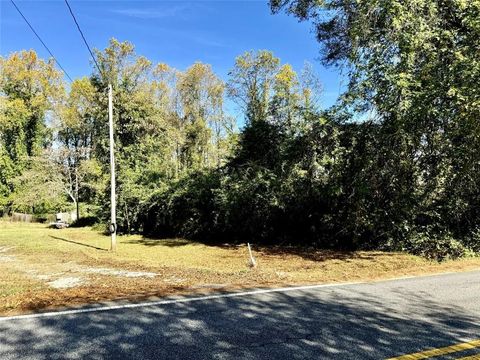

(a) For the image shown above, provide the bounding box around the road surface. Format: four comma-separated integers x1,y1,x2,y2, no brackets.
1,271,479,359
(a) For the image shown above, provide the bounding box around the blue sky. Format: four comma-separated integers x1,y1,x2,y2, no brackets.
1,0,344,117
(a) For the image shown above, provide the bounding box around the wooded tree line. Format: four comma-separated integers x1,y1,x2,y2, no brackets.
1,0,479,259
0,39,237,227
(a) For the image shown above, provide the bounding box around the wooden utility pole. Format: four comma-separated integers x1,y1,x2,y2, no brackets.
108,83,117,251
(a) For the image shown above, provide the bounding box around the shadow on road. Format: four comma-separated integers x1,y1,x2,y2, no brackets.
0,283,479,359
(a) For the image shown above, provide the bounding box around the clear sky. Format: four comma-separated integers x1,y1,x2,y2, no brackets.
1,0,344,117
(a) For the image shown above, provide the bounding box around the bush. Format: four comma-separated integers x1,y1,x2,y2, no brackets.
403,231,469,261
463,228,480,254
143,171,223,240
70,216,99,227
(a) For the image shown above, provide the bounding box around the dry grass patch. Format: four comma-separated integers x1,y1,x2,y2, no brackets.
1,221,479,316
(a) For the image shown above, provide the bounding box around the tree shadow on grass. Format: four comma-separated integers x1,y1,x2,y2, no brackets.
123,238,195,247
123,236,394,263
1,278,479,359
255,246,376,262
48,235,108,251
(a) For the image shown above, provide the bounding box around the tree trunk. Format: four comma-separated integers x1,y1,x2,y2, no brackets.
74,170,80,222
75,199,79,223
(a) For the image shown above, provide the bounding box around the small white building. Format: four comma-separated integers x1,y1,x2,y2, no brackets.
56,211,77,223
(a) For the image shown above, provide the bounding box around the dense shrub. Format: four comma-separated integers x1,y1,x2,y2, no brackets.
402,231,470,262
463,228,480,254
143,172,222,240
70,216,99,228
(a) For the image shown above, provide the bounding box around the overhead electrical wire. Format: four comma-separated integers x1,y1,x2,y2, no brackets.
63,0,102,76
10,0,74,82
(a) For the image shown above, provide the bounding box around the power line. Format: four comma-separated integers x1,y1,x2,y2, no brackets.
10,0,74,82
63,0,102,76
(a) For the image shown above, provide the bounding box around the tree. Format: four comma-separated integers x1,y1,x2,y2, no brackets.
270,64,300,130
0,50,64,157
56,78,97,220
0,50,64,213
177,62,227,170
272,0,480,247
90,39,167,232
299,62,322,113
227,50,280,123
10,155,67,216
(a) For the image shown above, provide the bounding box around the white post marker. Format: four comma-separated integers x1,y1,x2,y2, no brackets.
108,83,116,252
247,243,256,268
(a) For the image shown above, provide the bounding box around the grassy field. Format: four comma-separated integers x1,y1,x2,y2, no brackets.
1,221,480,315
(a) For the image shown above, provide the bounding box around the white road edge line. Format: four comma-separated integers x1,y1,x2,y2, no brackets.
0,281,363,322
0,268,477,322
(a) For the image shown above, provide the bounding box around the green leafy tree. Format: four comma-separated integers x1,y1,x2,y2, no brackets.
0,50,64,157
10,155,67,216
57,78,97,220
89,39,168,232
0,50,64,214
176,62,225,171
227,50,280,123
272,0,480,250
270,64,301,129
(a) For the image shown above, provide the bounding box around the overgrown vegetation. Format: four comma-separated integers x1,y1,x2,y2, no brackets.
1,0,479,260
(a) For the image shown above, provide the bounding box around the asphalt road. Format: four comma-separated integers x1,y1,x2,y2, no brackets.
1,271,479,359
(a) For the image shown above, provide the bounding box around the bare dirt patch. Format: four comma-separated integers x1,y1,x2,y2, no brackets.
77,266,157,278
48,277,85,289
0,246,16,262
